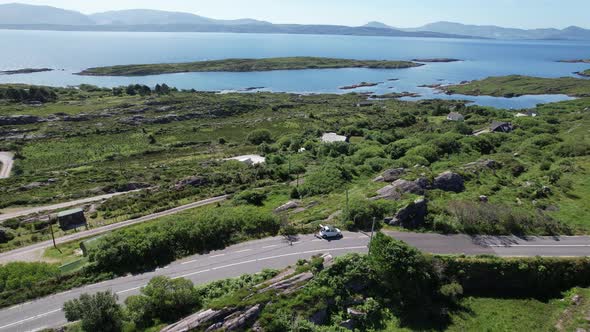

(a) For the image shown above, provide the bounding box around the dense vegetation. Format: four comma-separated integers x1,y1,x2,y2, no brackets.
1,82,589,255
77,57,422,76
58,234,590,332
441,75,590,97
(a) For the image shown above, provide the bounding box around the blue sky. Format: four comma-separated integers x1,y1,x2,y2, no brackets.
2,0,588,28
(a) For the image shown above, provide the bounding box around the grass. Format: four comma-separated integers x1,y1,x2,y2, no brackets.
442,75,590,97
76,57,422,76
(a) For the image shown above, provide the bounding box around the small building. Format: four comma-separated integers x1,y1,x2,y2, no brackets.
490,121,514,133
515,110,539,118
225,154,266,165
321,132,348,143
356,101,374,108
446,112,465,121
57,208,87,231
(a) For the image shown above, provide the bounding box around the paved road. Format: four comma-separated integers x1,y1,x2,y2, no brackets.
0,152,14,179
1,231,588,331
0,195,228,263
0,190,146,223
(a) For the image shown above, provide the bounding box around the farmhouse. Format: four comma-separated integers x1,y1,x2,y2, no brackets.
490,121,514,133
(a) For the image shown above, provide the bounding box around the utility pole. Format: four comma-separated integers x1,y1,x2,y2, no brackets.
49,215,61,253
368,217,376,255
345,189,349,221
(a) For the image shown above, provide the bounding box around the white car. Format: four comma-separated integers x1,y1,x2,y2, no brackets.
318,225,342,239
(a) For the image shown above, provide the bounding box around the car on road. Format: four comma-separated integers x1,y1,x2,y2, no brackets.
318,225,342,239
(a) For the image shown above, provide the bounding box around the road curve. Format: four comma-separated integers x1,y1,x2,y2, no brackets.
0,195,228,264
0,231,589,331
0,152,14,179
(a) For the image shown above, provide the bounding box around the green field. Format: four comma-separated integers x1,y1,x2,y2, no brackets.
441,75,590,97
76,57,422,76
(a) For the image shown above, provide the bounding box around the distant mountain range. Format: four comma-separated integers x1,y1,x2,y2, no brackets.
364,21,590,40
1,3,590,40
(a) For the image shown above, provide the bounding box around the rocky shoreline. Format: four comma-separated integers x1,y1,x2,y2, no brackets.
412,58,462,63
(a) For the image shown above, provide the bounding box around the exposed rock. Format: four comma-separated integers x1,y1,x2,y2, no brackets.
309,307,328,325
373,168,405,182
160,308,237,332
0,115,43,125
257,272,314,294
274,200,301,213
220,304,262,331
433,171,465,193
388,198,428,229
374,178,427,200
174,176,208,190
347,307,367,318
572,294,583,305
464,159,499,171
479,195,489,203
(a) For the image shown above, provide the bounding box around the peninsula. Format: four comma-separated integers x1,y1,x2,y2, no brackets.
77,57,423,76
0,68,53,75
576,69,590,77
440,75,590,97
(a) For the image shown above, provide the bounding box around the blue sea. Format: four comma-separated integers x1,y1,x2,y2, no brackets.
1,30,589,109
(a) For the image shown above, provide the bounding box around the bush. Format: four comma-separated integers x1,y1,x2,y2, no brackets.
88,206,279,274
125,276,200,327
63,291,123,332
247,129,273,145
233,190,268,206
344,198,392,230
554,140,590,157
296,163,354,198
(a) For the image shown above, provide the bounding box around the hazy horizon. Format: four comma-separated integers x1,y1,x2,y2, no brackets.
0,0,588,29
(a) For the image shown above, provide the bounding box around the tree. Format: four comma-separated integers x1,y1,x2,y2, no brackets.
368,233,437,311
247,129,273,145
125,276,200,327
63,291,123,332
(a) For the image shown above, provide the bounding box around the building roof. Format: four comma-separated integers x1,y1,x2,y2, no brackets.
225,154,266,165
490,121,513,131
321,132,348,143
57,208,84,218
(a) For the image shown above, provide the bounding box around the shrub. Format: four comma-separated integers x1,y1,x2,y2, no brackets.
63,291,123,332
554,140,590,157
125,276,200,327
406,144,440,164
296,163,354,198
247,129,273,145
233,190,268,206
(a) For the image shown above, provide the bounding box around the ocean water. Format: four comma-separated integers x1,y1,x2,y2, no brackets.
0,30,589,109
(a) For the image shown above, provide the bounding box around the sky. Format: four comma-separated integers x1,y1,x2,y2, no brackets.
1,0,588,29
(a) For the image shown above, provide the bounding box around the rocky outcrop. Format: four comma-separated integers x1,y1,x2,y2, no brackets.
433,172,465,193
374,178,427,200
387,198,428,229
160,308,237,332
0,115,43,125
274,200,301,213
463,159,499,172
174,176,208,190
373,168,405,182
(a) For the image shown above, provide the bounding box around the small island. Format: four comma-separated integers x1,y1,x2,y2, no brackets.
340,81,381,90
371,92,421,99
439,75,590,98
558,59,590,64
77,57,423,76
0,68,53,75
412,58,462,63
575,69,590,77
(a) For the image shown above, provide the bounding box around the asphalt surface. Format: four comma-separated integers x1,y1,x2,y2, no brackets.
0,195,228,263
0,190,144,223
0,152,14,179
1,231,589,331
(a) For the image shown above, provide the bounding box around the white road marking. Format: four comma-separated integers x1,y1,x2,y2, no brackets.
0,308,61,330
263,245,279,248
116,286,142,294
174,269,211,279
489,244,590,248
236,249,252,253
181,259,198,265
0,245,368,330
211,254,226,258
